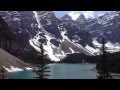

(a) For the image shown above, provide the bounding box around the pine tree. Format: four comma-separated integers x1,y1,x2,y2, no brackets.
96,38,111,79
33,44,50,79
99,38,107,72
0,68,5,79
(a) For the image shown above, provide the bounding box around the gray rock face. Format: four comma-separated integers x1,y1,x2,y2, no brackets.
0,11,120,61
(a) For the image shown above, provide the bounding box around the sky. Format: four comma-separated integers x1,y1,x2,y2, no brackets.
53,11,69,18
54,11,109,20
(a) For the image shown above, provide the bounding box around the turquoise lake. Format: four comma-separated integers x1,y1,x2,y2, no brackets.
7,63,97,79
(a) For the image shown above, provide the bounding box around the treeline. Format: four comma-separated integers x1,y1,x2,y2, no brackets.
96,38,120,74
60,53,98,63
98,51,120,73
61,50,120,73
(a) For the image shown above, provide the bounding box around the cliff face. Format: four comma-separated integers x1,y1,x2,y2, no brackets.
0,11,120,62
0,16,19,54
0,16,32,72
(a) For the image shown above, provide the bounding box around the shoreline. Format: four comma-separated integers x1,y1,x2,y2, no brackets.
90,67,97,72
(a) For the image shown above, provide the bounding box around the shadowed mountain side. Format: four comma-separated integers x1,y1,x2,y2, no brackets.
0,48,31,69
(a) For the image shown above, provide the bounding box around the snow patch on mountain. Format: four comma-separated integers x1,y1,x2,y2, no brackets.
33,11,41,28
92,38,120,54
61,30,70,41
92,38,102,48
29,31,41,51
97,12,119,25
25,67,33,70
69,47,75,53
105,41,120,52
3,66,32,72
3,66,23,72
61,29,91,55
29,31,62,61
13,17,21,21
43,34,61,61
85,44,99,55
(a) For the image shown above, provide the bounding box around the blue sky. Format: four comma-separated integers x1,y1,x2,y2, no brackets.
53,11,69,18
54,11,109,20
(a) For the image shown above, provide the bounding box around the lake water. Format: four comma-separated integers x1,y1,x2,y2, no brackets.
7,63,97,79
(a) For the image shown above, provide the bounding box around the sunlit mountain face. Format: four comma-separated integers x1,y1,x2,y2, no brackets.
0,11,120,62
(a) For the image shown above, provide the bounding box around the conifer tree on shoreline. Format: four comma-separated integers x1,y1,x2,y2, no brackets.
33,44,50,79
96,38,112,79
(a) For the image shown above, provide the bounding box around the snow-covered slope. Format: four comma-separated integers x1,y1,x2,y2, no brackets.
0,11,120,62
86,38,120,55
29,11,92,61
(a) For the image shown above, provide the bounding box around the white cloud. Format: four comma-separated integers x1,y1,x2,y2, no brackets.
94,11,109,17
68,11,81,20
79,11,95,19
68,11,109,20
68,11,95,20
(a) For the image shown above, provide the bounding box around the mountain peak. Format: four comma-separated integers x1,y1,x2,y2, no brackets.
97,11,120,25
36,11,57,19
1,11,120,62
60,14,73,21
76,14,86,23
78,14,86,19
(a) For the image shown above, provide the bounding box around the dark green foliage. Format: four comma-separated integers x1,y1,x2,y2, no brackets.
96,38,112,79
60,53,99,63
0,68,5,79
61,50,120,73
33,44,51,79
105,52,120,73
33,64,50,79
96,38,108,72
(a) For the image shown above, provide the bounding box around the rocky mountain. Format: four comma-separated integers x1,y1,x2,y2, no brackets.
0,48,32,72
0,11,120,62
